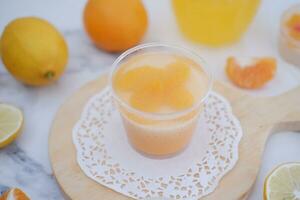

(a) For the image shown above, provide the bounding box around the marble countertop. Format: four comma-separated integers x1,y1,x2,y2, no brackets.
1,0,300,199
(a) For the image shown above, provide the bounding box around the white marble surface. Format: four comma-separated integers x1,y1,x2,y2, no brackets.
0,0,300,199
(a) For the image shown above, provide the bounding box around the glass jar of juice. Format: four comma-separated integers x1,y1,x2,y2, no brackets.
279,4,300,67
110,44,212,157
172,0,261,46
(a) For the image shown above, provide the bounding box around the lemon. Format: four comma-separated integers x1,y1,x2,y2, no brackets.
0,104,23,148
264,163,300,200
0,17,68,86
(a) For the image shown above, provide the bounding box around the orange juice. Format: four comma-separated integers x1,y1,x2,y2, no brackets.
110,44,211,156
279,4,300,67
172,0,260,46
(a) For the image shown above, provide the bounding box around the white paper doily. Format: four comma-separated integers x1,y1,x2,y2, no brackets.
72,87,243,200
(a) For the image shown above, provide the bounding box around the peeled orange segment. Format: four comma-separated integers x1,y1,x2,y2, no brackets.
226,57,276,89
0,188,30,200
114,65,163,92
164,60,191,88
0,104,23,148
264,163,300,200
130,87,163,113
129,77,165,113
166,86,194,110
286,14,300,40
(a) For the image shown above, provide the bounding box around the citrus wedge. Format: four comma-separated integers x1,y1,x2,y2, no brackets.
0,188,30,200
264,163,300,200
0,104,23,148
226,57,276,89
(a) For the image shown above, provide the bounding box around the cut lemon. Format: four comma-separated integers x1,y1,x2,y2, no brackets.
264,163,300,200
0,104,23,148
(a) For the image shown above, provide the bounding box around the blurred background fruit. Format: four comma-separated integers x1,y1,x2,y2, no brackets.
172,0,261,46
0,188,30,200
83,0,148,52
0,104,23,148
0,17,68,86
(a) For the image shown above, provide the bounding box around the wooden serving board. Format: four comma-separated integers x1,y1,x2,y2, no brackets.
49,75,300,200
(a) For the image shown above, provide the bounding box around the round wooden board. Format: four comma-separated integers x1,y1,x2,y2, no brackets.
49,75,300,200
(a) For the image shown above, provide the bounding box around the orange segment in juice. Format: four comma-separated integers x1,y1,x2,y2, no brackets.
130,90,161,113
114,65,163,92
127,61,194,112
166,86,194,110
164,60,190,88
130,80,165,113
286,14,300,40
114,53,208,113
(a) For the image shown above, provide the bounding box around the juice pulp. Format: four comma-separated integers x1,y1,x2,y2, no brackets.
112,51,210,156
172,0,260,46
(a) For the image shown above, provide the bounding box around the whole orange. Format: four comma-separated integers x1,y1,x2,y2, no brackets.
83,0,148,52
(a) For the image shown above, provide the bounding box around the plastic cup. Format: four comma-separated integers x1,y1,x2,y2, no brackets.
109,43,212,157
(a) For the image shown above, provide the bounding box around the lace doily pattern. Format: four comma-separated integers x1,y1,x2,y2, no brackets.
73,87,242,199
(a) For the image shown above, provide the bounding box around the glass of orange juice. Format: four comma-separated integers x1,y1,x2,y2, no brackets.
110,43,212,157
279,4,300,67
172,0,260,46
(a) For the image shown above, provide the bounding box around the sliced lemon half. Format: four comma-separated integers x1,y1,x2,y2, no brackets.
264,162,300,200
0,104,23,148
